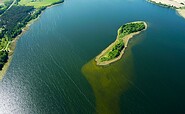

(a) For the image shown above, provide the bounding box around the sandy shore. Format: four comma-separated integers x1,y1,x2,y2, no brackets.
177,9,185,18
148,0,185,18
148,0,185,8
95,21,147,66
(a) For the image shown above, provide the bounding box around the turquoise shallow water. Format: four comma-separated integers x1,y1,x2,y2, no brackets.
1,0,185,113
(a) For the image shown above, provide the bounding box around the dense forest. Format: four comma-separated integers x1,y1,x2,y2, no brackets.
118,22,146,38
0,51,8,70
0,5,45,69
0,5,34,38
100,41,124,62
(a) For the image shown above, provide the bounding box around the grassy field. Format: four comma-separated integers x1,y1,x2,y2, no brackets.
19,0,62,8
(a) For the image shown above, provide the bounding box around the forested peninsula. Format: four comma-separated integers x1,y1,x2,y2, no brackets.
95,21,147,66
0,0,64,71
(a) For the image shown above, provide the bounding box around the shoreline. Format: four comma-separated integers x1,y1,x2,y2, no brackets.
0,15,39,80
177,9,185,19
147,0,178,9
0,1,64,80
147,0,185,19
95,21,147,66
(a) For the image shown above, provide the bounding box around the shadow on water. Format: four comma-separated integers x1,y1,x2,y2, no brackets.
81,34,145,114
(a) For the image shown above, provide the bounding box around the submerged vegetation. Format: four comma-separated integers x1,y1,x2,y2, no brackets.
0,0,63,70
82,51,135,114
96,21,146,65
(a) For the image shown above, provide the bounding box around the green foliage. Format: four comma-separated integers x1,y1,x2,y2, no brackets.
0,0,14,15
0,38,8,50
0,0,63,70
0,51,8,70
30,6,46,19
100,22,146,62
0,5,34,38
0,5,34,69
100,41,124,62
118,22,145,38
0,4,50,39
4,0,13,7
0,8,5,15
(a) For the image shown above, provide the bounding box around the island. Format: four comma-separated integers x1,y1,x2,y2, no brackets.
147,0,185,19
95,21,147,66
0,0,64,79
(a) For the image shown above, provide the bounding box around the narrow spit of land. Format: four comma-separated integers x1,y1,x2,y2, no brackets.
95,21,147,66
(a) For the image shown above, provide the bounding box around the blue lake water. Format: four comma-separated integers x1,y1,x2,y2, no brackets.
1,0,185,113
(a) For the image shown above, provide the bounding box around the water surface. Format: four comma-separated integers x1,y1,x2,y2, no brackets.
1,0,185,113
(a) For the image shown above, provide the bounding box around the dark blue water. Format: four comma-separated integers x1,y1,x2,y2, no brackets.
1,0,185,113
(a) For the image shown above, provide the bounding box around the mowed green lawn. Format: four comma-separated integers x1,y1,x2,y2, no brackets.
19,0,61,8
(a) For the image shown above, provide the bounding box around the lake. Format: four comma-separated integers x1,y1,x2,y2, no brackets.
1,0,185,113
